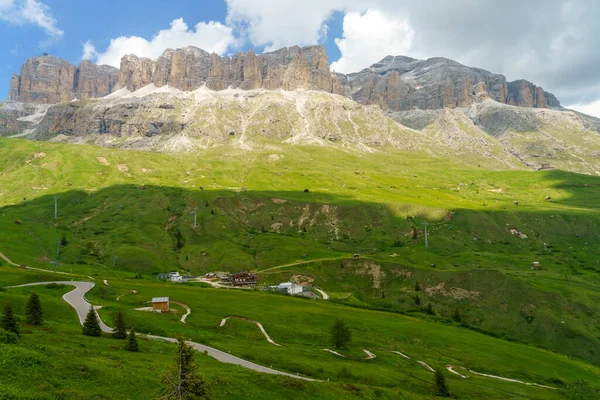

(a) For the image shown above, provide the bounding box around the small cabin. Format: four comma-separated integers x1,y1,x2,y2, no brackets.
152,297,170,312
532,261,541,269
353,253,360,259
204,273,218,281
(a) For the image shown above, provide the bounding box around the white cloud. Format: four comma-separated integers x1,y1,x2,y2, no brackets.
0,0,63,39
225,0,349,51
81,40,97,61
330,9,413,73
88,18,236,68
567,100,600,119
224,0,600,107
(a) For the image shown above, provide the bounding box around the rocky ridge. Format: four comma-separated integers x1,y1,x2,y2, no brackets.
9,46,560,113
9,56,119,103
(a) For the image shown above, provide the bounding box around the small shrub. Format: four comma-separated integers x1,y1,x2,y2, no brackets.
0,328,19,344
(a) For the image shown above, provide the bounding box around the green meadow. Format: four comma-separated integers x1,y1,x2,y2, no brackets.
1,137,599,398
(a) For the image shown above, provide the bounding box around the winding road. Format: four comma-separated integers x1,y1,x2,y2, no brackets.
9,281,316,381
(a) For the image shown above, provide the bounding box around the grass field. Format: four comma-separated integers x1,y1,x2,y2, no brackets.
1,137,599,398
2,267,599,399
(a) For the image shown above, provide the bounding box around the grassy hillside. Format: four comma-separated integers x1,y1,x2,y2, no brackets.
0,136,599,397
1,267,599,399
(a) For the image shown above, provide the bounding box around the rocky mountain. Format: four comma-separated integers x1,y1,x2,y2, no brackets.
345,55,560,111
4,44,600,176
117,45,344,95
9,56,119,103
8,46,560,114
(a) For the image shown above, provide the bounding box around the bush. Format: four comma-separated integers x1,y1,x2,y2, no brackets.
330,318,352,349
0,328,19,344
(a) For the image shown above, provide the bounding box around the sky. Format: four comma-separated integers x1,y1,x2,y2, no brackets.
1,0,599,117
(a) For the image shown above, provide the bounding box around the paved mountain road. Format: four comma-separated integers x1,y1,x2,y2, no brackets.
9,281,317,381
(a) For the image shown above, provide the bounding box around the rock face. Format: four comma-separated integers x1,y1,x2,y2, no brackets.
507,80,561,108
9,55,118,103
76,61,119,100
347,56,559,111
118,45,344,94
8,46,561,113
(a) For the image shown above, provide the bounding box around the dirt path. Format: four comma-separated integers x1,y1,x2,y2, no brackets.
172,301,191,323
322,348,376,359
0,251,19,266
445,365,557,390
0,249,79,277
258,256,351,274
8,281,314,381
219,316,281,346
314,288,329,300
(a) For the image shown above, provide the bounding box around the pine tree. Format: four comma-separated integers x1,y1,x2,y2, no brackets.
425,303,435,315
330,318,352,349
415,294,421,306
434,369,451,397
1,303,19,337
113,310,127,339
25,292,43,325
82,305,102,337
415,281,421,291
60,235,68,246
125,329,138,352
160,335,209,399
452,307,462,323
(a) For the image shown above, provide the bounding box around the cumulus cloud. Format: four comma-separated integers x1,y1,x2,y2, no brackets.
81,40,97,61
225,0,600,114
330,9,413,74
86,18,236,67
0,0,63,39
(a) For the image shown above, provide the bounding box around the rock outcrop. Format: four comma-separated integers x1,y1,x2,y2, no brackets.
118,45,344,94
9,55,118,103
347,56,559,111
507,80,561,109
7,46,561,113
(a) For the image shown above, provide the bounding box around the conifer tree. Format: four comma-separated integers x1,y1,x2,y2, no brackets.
25,292,43,325
434,369,451,397
452,307,462,323
82,305,102,337
415,294,421,306
330,318,352,349
425,303,435,315
1,303,19,337
113,310,127,339
160,335,209,399
125,328,138,352
415,281,421,291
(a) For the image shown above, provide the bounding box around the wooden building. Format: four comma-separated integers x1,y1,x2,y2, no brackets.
223,272,258,286
152,297,170,312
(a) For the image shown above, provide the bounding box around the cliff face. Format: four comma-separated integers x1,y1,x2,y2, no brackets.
347,56,559,111
118,45,344,94
507,80,561,108
8,47,560,113
9,56,118,103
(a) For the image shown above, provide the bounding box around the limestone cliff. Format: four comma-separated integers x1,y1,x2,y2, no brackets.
118,45,343,94
9,55,118,103
347,56,559,111
7,46,562,113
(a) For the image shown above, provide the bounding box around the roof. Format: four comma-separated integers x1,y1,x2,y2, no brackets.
152,297,169,303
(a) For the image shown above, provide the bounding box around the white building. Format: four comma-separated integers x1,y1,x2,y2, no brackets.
278,282,303,295
168,272,182,282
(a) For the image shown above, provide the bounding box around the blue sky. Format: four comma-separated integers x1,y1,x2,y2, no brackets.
1,0,599,116
0,0,342,100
